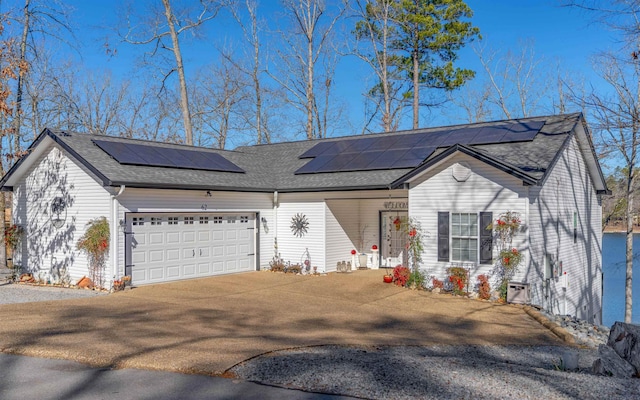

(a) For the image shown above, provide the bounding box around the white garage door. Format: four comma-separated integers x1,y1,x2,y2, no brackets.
127,213,256,285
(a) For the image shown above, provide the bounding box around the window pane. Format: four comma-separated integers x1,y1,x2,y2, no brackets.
452,213,460,224
468,239,478,262
470,215,478,235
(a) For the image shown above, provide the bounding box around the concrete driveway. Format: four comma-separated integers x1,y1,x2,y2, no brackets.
0,270,562,375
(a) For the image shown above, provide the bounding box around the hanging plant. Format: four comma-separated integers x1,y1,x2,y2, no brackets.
490,211,522,300
76,217,109,289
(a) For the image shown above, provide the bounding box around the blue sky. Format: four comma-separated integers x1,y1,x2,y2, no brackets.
7,0,616,139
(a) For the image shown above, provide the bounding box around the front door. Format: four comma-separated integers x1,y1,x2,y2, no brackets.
380,211,408,268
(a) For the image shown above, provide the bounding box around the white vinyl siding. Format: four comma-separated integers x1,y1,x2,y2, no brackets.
276,200,325,271
408,153,528,285
12,145,111,284
528,136,603,324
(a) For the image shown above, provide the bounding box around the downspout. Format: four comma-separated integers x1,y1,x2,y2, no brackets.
273,191,278,257
110,185,125,285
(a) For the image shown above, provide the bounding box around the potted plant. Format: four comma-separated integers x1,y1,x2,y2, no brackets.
383,272,393,283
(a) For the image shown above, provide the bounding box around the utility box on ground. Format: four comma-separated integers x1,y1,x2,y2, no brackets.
507,282,530,304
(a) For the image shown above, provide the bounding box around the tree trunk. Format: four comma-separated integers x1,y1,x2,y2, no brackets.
306,27,314,140
412,48,419,129
13,0,31,155
625,165,634,323
161,0,193,145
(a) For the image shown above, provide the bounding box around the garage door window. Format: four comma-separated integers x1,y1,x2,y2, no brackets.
151,217,162,225
240,216,249,223
184,216,194,224
168,217,178,225
133,217,145,226
199,216,209,224
213,216,222,224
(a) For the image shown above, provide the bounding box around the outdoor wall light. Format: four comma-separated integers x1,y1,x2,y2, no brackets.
261,217,269,234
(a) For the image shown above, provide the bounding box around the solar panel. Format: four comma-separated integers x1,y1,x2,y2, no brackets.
294,119,545,174
93,140,147,165
299,142,335,158
93,139,245,173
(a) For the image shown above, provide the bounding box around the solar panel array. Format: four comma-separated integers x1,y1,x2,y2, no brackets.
92,139,245,173
296,120,544,174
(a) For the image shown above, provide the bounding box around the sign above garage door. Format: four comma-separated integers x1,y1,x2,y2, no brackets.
126,213,256,285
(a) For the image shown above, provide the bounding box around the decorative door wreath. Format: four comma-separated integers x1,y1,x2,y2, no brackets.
290,213,309,237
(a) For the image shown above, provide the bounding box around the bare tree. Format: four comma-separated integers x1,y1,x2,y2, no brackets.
224,0,271,144
8,0,75,153
191,61,249,149
351,0,404,132
583,52,640,324
271,0,346,139
567,0,640,323
121,0,219,145
0,14,29,270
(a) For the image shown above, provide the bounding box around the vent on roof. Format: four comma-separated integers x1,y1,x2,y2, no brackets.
295,120,544,174
92,139,245,173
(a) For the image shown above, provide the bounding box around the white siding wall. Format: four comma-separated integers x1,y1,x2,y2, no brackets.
276,201,326,271
408,153,528,285
279,191,407,272
529,136,603,324
116,189,274,276
12,145,111,284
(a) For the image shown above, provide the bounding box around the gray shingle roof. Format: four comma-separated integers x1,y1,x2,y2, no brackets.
0,113,590,193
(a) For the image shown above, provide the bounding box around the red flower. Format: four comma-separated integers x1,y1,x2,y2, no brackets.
409,229,417,237
371,245,378,250
351,249,356,255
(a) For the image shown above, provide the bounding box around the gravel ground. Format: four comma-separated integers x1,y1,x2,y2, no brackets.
0,282,106,304
231,345,640,399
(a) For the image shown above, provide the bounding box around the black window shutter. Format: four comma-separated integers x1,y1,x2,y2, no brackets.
479,212,493,264
437,212,449,262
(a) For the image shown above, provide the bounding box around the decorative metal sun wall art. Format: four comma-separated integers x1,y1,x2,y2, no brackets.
290,213,309,238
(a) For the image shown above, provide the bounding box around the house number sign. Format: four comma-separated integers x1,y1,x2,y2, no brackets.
383,201,407,210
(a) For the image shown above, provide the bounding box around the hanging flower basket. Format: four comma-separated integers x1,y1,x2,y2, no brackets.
393,217,401,231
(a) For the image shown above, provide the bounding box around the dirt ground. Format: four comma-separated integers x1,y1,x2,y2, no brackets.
0,270,563,375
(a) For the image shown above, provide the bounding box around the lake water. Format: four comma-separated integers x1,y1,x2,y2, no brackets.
603,233,640,326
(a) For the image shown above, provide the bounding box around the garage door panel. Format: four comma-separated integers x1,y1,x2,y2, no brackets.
226,260,237,271
183,231,196,242
149,233,164,245
198,262,210,274
132,252,146,264
183,248,196,259
134,235,146,246
166,249,180,261
184,264,196,276
238,259,251,271
166,232,180,243
149,267,165,280
212,246,224,257
212,261,224,272
226,245,237,256
130,212,256,285
149,250,164,262
132,269,146,282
